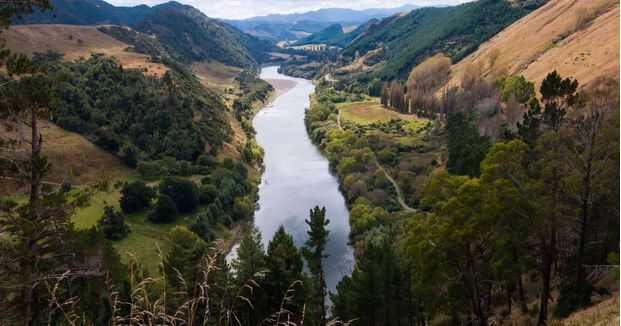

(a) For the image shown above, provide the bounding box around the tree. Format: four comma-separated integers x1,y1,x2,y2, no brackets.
564,78,619,298
446,113,491,177
159,177,199,213
148,194,178,223
389,81,406,113
0,52,106,324
232,196,254,221
119,180,156,213
118,143,139,168
198,184,218,205
263,226,305,317
190,211,215,242
406,54,451,115
98,205,129,240
301,206,330,325
232,226,266,325
380,83,389,107
540,70,578,132
334,226,414,325
496,75,535,104
368,78,382,97
164,226,206,290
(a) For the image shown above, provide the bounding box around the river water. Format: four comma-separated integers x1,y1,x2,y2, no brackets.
247,66,354,293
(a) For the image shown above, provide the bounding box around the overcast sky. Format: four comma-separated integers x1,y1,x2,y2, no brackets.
106,0,467,20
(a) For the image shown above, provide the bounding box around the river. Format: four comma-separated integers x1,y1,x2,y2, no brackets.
231,66,354,294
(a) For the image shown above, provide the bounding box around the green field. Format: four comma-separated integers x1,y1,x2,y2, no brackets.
339,100,428,131
70,177,233,273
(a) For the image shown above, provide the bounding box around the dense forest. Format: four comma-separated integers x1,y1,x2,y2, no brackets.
310,0,539,81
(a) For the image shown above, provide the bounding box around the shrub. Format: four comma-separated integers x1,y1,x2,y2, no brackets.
232,196,254,221
119,143,139,168
137,161,161,179
148,194,178,223
119,180,156,213
198,184,218,205
190,213,215,242
159,177,199,213
98,205,130,240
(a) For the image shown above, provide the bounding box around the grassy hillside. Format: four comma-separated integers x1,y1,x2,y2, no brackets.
15,0,275,69
342,0,537,80
446,0,620,89
4,24,168,76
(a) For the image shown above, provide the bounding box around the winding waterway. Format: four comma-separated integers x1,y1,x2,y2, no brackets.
250,66,354,293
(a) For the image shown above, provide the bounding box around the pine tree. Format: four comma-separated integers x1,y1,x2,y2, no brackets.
263,226,305,318
233,226,266,325
302,206,330,326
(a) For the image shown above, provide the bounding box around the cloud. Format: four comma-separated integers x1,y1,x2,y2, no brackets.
106,0,467,19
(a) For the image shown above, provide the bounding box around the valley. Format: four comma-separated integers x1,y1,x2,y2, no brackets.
0,0,619,325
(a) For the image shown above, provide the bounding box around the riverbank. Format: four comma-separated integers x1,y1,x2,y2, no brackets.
264,78,298,98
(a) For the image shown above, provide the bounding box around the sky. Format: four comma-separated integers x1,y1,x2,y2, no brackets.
106,0,467,20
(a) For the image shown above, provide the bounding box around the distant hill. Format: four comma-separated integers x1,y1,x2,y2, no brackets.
294,19,378,47
341,0,542,80
223,4,418,41
239,5,419,24
445,0,620,89
17,0,274,68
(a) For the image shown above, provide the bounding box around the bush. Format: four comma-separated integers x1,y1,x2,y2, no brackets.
119,143,140,168
159,177,199,213
98,205,130,240
190,212,215,242
232,196,254,221
137,161,161,179
148,194,178,223
198,184,218,205
119,180,156,213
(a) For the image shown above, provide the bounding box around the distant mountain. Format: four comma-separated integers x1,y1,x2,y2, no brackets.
341,0,541,80
223,4,418,41
17,0,274,68
239,5,419,24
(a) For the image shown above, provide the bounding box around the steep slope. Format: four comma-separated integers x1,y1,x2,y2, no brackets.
16,0,274,69
342,0,539,80
4,24,168,76
446,0,620,88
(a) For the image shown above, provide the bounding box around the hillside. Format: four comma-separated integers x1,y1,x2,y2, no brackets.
446,0,620,89
224,4,418,41
341,0,539,80
294,19,376,47
16,0,274,69
4,24,168,76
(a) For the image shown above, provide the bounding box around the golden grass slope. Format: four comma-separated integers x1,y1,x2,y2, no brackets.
447,0,619,88
4,24,168,76
1,121,135,188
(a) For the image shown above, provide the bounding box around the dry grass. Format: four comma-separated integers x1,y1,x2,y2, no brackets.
446,0,619,90
1,121,135,188
550,294,620,326
339,101,425,125
5,24,168,76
